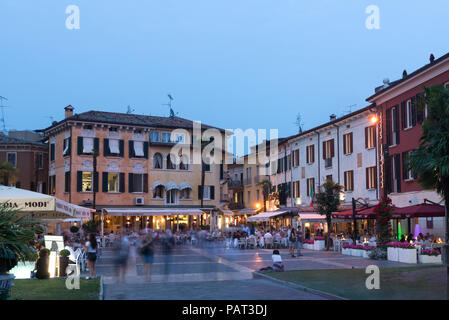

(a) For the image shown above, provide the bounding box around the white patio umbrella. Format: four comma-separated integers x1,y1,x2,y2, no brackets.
0,186,92,219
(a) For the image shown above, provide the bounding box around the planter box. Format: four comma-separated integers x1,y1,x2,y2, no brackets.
341,248,352,256
387,247,399,262
362,250,372,259
398,248,417,264
313,240,325,251
8,261,35,279
303,243,313,250
351,249,364,257
418,254,442,264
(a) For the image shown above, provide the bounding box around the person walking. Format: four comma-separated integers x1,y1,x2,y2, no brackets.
139,232,155,282
84,233,98,279
296,227,304,257
289,229,297,257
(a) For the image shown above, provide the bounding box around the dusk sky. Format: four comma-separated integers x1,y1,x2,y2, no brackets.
1,1,449,147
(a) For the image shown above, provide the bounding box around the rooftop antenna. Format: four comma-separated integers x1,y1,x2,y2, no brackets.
126,105,135,114
343,104,357,115
162,94,177,118
294,112,304,133
0,96,9,133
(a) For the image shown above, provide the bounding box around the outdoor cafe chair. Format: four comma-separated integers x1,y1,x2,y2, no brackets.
264,237,273,249
238,239,246,249
273,238,281,249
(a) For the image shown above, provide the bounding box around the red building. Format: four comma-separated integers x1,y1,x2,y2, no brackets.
366,52,449,236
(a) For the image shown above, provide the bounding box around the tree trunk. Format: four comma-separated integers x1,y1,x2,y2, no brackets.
326,217,331,251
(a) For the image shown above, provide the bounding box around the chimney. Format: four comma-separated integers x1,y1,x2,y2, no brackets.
330,114,337,121
64,105,74,119
430,54,435,63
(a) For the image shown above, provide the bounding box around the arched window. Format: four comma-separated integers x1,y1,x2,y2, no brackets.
153,185,164,198
153,153,163,169
179,155,189,170
167,154,176,170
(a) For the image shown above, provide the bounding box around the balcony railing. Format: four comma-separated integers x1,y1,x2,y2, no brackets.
324,157,332,168
243,178,252,186
229,202,245,210
228,180,243,189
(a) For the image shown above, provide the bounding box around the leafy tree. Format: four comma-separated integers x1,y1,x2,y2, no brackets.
0,161,18,186
258,179,272,212
82,220,99,233
315,179,342,250
408,84,449,298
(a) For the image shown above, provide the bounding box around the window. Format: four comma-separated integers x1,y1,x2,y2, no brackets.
7,152,17,168
445,82,449,89
50,142,55,161
293,181,300,198
63,138,70,156
199,185,214,200
173,132,186,143
107,173,119,192
344,170,354,191
49,175,56,194
83,137,94,154
132,174,144,193
293,149,300,167
343,133,353,154
389,105,400,146
153,153,163,169
64,172,71,193
150,131,160,142
82,172,93,192
402,151,416,181
167,154,176,169
365,126,376,149
109,139,120,154
306,178,315,196
322,139,334,159
109,127,118,133
366,166,377,189
153,185,164,198
256,190,260,201
166,189,178,204
161,132,171,143
133,141,144,157
38,153,43,169
180,188,191,199
402,98,417,129
180,156,189,170
247,191,250,203
306,145,315,164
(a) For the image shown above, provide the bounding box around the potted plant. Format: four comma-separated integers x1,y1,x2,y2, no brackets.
313,236,325,251
70,225,79,234
397,242,417,264
59,249,71,277
302,239,314,250
82,220,99,233
350,244,365,257
0,205,41,299
386,242,400,262
418,248,442,264
342,243,352,256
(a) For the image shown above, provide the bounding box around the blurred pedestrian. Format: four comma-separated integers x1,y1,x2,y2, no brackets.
139,232,155,282
84,233,98,279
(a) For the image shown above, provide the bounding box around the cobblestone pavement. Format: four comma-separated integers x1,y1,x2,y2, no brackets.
97,244,411,300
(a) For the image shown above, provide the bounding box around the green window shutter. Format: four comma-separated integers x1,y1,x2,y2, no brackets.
77,137,83,155
129,141,134,158
411,97,417,127
50,143,55,161
119,173,125,193
119,140,124,158
104,139,110,157
77,171,82,192
94,172,99,193
129,173,134,193
401,101,406,129
68,138,71,156
94,138,100,154
143,142,149,159
65,172,71,193
210,186,215,200
198,186,203,200
102,172,108,192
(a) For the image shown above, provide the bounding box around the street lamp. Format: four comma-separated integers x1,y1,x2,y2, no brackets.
351,197,371,243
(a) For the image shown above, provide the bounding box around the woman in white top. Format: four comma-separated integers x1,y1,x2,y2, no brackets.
84,233,98,279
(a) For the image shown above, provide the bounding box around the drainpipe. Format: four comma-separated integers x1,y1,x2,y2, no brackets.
332,124,341,185
315,131,321,185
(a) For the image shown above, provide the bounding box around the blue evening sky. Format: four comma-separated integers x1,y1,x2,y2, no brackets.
1,1,448,151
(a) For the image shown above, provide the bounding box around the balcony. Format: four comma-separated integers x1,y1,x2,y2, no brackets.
220,194,230,202
228,180,243,189
243,178,252,186
229,202,245,210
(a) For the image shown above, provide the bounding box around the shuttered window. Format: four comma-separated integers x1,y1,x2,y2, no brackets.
344,170,354,191
343,133,353,154
365,126,376,149
322,139,334,159
366,166,377,189
306,145,315,164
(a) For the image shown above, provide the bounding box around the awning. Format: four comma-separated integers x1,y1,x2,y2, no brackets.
217,207,233,216
0,186,92,219
298,213,327,222
247,210,288,222
394,203,445,218
236,208,260,215
103,208,205,217
165,182,179,191
150,181,165,190
179,182,193,190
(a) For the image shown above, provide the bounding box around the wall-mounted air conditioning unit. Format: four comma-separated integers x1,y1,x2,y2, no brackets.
134,197,145,206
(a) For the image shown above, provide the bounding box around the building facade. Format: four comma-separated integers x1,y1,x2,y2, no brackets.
42,106,228,232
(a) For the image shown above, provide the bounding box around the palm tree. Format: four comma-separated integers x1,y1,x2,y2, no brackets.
258,179,272,212
408,84,449,298
315,179,343,251
0,161,18,186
